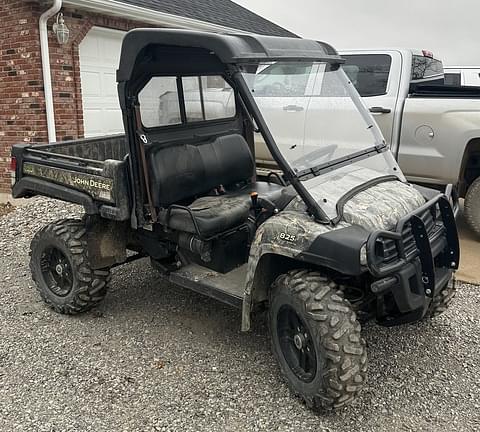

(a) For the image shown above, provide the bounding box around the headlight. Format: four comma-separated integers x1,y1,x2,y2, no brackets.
359,243,368,266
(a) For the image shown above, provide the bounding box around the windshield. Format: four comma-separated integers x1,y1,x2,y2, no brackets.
241,61,403,221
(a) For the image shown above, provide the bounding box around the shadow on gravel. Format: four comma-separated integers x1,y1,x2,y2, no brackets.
92,259,265,347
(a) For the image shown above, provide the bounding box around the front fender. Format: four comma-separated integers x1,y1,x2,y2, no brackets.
241,211,368,331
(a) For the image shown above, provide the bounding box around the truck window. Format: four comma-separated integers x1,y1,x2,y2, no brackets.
444,72,461,86
342,54,392,97
182,76,235,122
138,75,235,128
411,55,443,82
139,76,181,128
254,62,313,96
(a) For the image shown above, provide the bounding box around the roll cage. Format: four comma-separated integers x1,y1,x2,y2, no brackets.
116,29,387,226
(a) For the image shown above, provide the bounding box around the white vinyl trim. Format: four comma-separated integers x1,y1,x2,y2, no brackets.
62,0,253,34
39,0,63,142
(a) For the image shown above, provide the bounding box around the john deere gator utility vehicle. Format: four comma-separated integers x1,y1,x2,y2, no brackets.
11,29,459,411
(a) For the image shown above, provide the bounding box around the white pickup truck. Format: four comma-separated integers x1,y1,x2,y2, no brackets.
252,49,480,236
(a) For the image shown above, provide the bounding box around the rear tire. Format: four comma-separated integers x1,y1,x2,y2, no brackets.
29,219,111,314
464,176,480,237
269,269,367,411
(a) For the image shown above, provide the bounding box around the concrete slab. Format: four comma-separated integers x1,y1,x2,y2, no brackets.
0,193,29,206
456,208,480,285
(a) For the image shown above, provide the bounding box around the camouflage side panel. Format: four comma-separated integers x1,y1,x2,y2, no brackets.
23,162,114,203
241,202,349,330
241,179,426,330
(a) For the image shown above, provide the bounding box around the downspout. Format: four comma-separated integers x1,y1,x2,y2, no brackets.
39,0,62,143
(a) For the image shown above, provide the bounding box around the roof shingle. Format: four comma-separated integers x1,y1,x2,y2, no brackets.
116,0,297,37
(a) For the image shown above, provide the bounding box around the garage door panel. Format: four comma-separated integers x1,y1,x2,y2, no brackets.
83,109,104,135
81,71,102,96
79,35,99,57
101,37,123,61
79,27,125,137
84,108,124,135
102,72,118,97
103,109,124,130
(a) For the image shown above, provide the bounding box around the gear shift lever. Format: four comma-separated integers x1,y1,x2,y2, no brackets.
250,191,258,207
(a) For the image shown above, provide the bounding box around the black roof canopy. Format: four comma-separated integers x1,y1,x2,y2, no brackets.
116,29,343,83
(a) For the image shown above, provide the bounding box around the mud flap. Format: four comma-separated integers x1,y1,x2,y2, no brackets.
86,218,128,269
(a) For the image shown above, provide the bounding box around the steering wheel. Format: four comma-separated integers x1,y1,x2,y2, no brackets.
261,81,288,96
290,144,337,171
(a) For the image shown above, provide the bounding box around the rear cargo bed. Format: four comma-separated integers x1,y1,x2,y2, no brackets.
11,134,131,221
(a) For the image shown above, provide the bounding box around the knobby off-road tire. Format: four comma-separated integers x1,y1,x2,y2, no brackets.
425,277,456,318
29,219,111,314
269,269,367,411
464,176,480,237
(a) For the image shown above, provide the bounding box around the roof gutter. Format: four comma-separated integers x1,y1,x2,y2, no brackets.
62,0,252,34
39,0,62,143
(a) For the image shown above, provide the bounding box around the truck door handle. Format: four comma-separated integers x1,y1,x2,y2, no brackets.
283,105,304,112
369,106,391,114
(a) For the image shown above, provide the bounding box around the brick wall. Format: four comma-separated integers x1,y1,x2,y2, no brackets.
0,0,153,193
0,1,44,192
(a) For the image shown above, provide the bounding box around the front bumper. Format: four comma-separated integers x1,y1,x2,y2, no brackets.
366,193,459,324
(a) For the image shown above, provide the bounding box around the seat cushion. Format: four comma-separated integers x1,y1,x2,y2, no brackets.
159,182,297,238
148,134,254,207
160,195,251,237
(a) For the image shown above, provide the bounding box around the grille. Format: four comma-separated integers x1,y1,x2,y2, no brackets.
380,207,438,264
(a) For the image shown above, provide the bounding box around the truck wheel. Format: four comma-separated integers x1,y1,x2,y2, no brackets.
29,219,111,314
425,277,456,318
464,176,480,237
269,269,367,411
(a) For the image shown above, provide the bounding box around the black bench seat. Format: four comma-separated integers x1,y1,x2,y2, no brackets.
150,133,295,237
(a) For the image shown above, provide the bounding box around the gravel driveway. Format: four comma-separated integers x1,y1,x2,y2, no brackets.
1,198,479,432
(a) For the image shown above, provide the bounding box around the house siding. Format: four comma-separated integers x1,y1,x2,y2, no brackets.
0,0,153,193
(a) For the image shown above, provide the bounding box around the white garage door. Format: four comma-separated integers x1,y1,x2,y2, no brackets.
79,27,125,137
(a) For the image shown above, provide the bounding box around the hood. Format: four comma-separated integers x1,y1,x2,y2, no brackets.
342,180,426,231
266,179,426,255
303,155,407,222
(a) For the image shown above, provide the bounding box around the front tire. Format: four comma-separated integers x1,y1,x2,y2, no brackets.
425,276,456,318
269,269,367,411
464,176,480,237
29,219,111,314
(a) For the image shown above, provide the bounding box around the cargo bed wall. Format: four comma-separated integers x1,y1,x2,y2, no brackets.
38,134,128,161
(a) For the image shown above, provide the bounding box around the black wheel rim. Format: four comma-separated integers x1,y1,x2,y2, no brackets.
40,247,74,297
277,305,317,383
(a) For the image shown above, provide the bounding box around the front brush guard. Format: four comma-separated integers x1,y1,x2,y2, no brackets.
366,193,459,299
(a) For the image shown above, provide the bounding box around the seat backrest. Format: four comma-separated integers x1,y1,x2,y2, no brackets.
149,134,254,207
